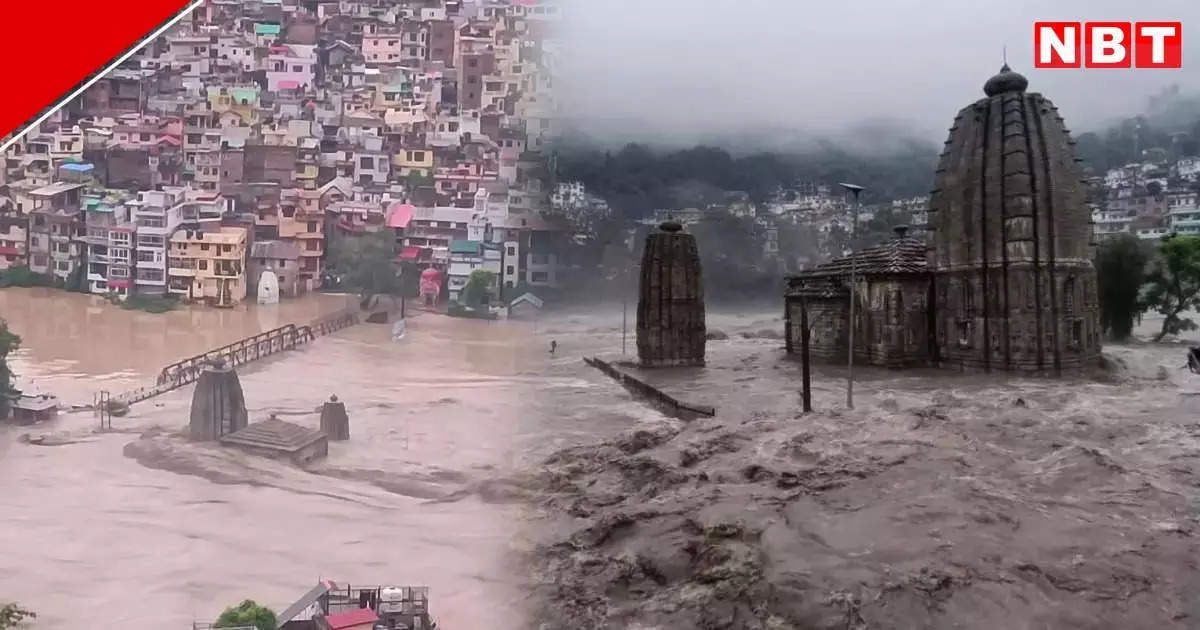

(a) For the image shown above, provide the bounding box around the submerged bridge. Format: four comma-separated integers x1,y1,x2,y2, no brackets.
108,310,360,407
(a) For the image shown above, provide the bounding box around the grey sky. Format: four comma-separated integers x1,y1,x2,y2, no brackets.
556,0,1200,150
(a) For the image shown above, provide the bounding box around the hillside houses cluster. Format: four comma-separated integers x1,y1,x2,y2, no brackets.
1090,156,1200,242
0,0,563,307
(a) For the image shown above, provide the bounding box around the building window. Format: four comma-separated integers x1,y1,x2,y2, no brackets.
506,246,516,256
1064,277,1075,312
1072,320,1083,348
198,260,208,271
506,266,515,275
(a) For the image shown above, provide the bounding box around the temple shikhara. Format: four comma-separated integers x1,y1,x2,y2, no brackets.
785,65,1102,374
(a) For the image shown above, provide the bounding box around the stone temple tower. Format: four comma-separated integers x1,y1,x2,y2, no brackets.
927,65,1101,374
636,220,706,367
188,357,249,441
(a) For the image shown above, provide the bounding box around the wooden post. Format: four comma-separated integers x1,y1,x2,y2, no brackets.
800,295,812,413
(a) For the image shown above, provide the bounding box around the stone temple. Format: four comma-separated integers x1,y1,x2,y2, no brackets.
637,220,706,367
785,65,1101,374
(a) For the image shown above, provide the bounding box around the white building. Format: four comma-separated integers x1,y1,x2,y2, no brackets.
266,45,318,92
447,239,502,303
1091,206,1135,239
130,187,188,296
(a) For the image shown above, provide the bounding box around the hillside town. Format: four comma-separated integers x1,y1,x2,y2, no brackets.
1089,155,1200,242
0,0,563,309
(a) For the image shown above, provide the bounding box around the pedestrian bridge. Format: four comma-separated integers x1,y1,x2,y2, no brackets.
106,310,359,408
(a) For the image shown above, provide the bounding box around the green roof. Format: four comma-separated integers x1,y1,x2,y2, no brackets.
255,23,281,35
231,87,259,103
449,240,482,255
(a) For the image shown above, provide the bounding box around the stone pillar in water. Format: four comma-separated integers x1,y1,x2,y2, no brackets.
320,394,350,440
636,220,706,367
188,357,248,441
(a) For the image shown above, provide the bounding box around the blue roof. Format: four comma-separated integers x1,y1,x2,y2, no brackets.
62,163,94,172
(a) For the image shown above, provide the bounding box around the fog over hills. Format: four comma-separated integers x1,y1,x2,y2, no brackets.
555,0,1200,153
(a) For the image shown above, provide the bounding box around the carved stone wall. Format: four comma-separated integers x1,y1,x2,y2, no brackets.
926,66,1101,374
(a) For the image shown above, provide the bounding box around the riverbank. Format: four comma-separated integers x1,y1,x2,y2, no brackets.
527,339,1200,629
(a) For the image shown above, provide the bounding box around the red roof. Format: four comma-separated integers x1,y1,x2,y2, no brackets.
0,246,21,256
386,202,415,228
108,280,132,289
323,608,378,629
278,80,301,90
398,246,421,260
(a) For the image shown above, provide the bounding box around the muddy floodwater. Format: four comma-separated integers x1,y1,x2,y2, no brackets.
0,289,655,629
529,310,1200,629
3,289,1200,629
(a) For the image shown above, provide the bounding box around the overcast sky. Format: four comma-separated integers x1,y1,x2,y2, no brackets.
556,0,1200,150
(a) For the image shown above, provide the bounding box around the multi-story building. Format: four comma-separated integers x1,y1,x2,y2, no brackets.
129,187,188,296
0,214,27,270
447,239,501,303
83,197,137,297
266,45,318,91
168,225,248,307
27,182,84,281
278,188,325,290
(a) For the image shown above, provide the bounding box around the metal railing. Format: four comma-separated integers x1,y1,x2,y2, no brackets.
155,323,314,387
107,307,362,408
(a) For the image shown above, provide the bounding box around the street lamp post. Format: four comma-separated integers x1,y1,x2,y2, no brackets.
839,182,864,410
622,262,629,355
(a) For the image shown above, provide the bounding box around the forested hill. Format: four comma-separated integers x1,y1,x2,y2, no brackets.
554,141,940,221
554,87,1200,218
1073,86,1200,175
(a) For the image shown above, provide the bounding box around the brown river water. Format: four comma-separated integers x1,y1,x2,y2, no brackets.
0,288,660,629
3,288,1200,629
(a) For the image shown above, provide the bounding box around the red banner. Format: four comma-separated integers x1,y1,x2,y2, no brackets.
0,0,199,143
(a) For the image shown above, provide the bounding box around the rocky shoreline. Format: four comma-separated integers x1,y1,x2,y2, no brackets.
527,345,1200,629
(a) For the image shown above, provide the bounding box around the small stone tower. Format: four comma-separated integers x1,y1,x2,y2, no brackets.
926,64,1101,374
319,394,350,440
188,357,248,441
636,220,706,367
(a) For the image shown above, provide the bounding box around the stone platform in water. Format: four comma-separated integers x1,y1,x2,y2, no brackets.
219,418,329,465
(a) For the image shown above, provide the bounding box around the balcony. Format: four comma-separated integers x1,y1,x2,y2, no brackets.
168,260,196,277
212,263,242,278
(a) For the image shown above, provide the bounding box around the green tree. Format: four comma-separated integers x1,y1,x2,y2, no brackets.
405,170,434,190
214,600,276,630
0,603,35,629
460,269,496,306
1096,234,1150,340
1144,235,1200,341
325,229,401,299
0,320,20,419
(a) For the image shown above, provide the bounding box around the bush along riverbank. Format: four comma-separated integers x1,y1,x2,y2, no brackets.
0,266,55,289
107,293,178,314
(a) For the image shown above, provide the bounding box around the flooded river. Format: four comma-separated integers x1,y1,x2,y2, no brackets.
0,289,656,629
3,288,1200,629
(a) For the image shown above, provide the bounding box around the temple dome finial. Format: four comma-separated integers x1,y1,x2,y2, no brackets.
984,64,1028,97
